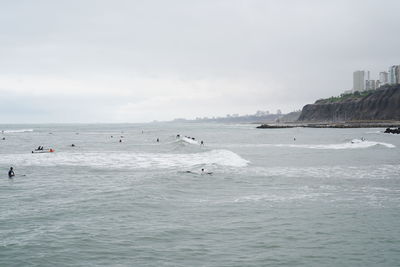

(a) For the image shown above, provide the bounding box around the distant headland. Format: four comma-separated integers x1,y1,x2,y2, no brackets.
258,84,400,129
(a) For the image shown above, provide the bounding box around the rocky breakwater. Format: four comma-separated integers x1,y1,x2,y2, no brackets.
384,127,400,134
298,85,400,122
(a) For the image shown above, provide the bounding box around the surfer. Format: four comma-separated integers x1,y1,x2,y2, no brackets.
8,167,15,178
294,137,296,141
157,138,159,142
201,140,204,145
71,144,75,147
119,139,122,143
201,168,213,175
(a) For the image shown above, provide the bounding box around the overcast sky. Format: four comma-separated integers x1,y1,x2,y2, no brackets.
0,0,399,123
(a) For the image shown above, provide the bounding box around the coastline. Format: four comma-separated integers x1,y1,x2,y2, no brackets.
257,121,400,129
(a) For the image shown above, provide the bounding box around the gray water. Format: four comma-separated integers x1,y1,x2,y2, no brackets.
1,123,399,266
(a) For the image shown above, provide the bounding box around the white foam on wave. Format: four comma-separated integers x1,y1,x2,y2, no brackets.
177,136,199,145
2,129,34,133
279,139,395,149
0,149,249,169
222,139,395,149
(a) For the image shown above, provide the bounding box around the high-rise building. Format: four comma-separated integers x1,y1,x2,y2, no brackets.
376,80,381,89
353,70,370,91
366,80,376,90
388,65,400,84
379,71,389,86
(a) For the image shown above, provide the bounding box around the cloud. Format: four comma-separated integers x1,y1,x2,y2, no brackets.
0,0,399,122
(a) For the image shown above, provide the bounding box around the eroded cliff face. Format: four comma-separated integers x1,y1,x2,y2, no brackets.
298,85,400,122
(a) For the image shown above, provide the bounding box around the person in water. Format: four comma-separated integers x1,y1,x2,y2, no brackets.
157,138,159,142
201,141,204,145
201,168,213,175
8,167,15,178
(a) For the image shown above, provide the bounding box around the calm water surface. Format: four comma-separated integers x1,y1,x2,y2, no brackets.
1,123,399,266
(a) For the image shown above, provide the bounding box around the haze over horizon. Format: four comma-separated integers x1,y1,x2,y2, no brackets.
1,0,399,123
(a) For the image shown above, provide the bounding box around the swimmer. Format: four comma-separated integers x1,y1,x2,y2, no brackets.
8,167,15,178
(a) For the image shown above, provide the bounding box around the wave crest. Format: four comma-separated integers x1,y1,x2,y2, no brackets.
0,149,249,169
2,129,34,133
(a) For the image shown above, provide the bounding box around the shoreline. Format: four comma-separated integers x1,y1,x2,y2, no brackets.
257,121,400,129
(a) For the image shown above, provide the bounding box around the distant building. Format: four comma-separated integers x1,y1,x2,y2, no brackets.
379,71,389,86
353,70,370,91
366,80,376,90
388,65,400,85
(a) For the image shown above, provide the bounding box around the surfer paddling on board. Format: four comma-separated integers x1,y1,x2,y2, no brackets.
201,168,213,175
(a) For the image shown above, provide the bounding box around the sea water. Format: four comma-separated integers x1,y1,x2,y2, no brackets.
0,123,399,266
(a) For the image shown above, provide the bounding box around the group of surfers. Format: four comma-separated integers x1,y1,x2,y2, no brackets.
5,132,209,178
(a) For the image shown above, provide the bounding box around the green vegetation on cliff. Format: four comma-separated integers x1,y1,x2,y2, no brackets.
298,84,400,122
315,90,375,104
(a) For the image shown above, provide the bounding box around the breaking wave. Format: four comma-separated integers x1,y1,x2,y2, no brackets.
1,129,34,133
222,139,395,149
0,149,249,169
174,136,200,145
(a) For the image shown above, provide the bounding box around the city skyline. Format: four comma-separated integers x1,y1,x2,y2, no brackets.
351,64,400,93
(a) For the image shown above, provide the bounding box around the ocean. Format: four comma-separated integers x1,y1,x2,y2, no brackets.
1,123,399,266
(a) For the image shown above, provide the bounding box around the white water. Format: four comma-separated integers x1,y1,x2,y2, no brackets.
0,149,249,169
1,129,34,133
220,139,395,149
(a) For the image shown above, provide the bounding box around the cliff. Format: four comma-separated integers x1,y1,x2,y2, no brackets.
298,85,400,122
